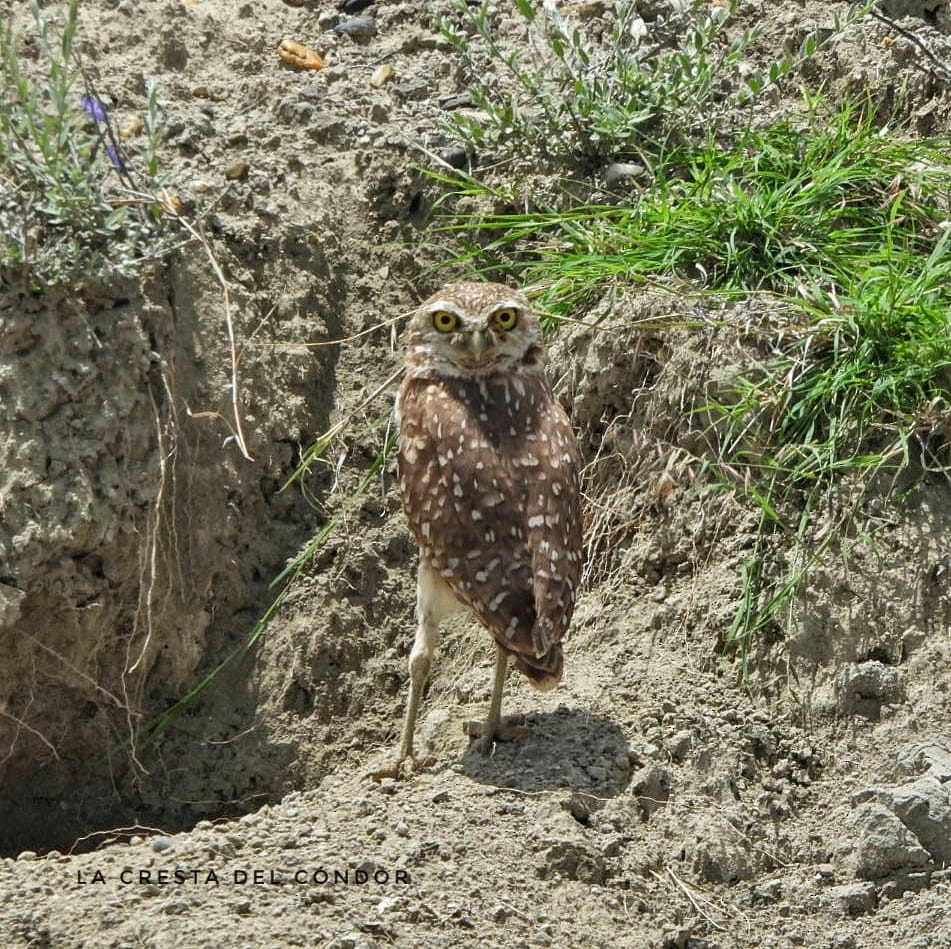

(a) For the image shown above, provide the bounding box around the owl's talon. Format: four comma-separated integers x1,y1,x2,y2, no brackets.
464,714,529,747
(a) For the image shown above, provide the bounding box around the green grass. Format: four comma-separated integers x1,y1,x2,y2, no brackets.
436,0,869,168
431,103,951,317
428,97,951,657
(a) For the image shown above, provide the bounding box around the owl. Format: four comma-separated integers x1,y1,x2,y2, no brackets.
390,281,583,769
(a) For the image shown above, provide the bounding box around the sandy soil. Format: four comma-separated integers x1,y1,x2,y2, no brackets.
0,1,949,946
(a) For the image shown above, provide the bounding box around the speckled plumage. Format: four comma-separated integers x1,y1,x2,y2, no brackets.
392,281,583,764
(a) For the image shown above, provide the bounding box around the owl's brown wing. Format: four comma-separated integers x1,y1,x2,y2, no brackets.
397,373,583,687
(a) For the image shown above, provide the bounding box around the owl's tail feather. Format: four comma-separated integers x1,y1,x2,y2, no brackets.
512,643,563,691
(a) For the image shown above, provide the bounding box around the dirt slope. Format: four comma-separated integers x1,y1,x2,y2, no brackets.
0,1,949,947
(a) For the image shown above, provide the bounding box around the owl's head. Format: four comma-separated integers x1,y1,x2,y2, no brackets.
403,281,544,377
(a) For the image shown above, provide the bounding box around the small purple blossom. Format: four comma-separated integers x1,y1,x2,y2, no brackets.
105,143,126,173
80,94,107,123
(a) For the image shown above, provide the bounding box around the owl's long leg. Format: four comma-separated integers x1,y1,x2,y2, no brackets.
398,607,437,762
476,644,508,754
397,562,460,764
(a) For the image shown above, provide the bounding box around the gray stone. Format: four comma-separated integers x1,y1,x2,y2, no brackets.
683,826,752,883
879,869,934,900
885,776,951,865
840,803,930,879
666,729,693,761
332,17,377,41
535,842,607,883
829,882,877,917
897,741,951,782
0,583,25,629
630,764,671,819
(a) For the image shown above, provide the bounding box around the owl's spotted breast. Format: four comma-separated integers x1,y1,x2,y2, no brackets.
397,369,583,685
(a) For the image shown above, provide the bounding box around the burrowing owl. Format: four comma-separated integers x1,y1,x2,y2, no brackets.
392,281,583,767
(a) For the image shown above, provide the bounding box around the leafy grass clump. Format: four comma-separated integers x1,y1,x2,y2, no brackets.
428,90,951,656
716,232,951,650
0,0,180,285
433,103,951,316
436,0,867,167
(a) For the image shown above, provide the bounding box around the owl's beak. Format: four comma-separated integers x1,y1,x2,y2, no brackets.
467,328,489,359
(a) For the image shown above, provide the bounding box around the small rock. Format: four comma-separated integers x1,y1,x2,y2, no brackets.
829,882,877,917
564,792,598,825
418,708,449,748
333,17,377,41
224,161,250,181
885,775,951,864
536,842,607,883
666,729,693,761
898,741,951,782
0,583,26,628
836,661,904,719
879,869,934,899
392,79,429,101
439,145,471,170
602,162,644,187
439,92,474,111
601,835,629,858
369,63,395,88
630,765,671,819
16,851,37,861
840,803,930,880
683,826,752,883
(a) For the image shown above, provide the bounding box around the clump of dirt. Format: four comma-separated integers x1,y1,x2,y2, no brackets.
1,0,950,946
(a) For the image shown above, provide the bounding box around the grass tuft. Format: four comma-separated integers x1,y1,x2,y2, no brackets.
428,93,951,659
0,0,181,285
435,0,868,169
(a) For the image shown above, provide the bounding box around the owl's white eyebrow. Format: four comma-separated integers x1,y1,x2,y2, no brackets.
424,301,463,314
489,300,522,311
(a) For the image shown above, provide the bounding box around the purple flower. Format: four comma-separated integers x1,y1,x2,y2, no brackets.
105,143,126,173
80,94,107,123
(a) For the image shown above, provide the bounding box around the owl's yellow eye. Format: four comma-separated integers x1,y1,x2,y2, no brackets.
432,310,458,333
492,306,519,332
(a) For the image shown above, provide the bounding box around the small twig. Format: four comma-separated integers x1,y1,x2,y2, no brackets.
653,867,727,931
0,704,60,762
282,365,404,492
69,823,171,855
126,382,168,676
175,213,254,461
871,6,951,82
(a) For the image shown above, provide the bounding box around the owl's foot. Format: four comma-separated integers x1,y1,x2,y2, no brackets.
368,754,436,782
464,713,529,753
